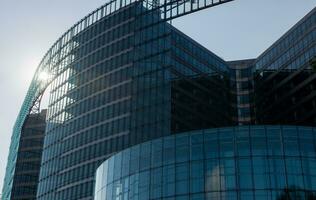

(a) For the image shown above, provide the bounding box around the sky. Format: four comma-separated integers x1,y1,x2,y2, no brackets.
0,0,315,193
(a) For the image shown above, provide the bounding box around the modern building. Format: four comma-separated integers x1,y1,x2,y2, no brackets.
2,1,316,200
94,126,316,200
93,5,316,200
10,110,46,200
35,3,233,200
228,59,255,125
254,7,316,125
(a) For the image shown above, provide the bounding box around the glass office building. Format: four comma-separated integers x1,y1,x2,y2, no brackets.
10,110,46,200
93,6,316,200
94,126,316,200
2,0,316,199
228,59,255,125
35,3,233,200
254,7,316,125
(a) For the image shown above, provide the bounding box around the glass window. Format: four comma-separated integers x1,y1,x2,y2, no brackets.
163,165,175,197
299,128,316,157
163,137,175,165
176,134,189,163
129,173,139,200
238,158,253,189
139,142,151,171
139,171,150,200
107,158,114,184
176,163,189,195
222,191,237,200
240,191,254,200
268,158,286,189
150,167,162,199
93,126,316,200
283,127,299,156
251,127,267,156
204,130,218,159
191,143,204,161
191,193,204,200
151,140,163,168
266,127,282,156
219,130,234,157
113,152,122,181
122,150,130,177
190,161,204,193
206,192,221,200
130,146,140,174
205,159,220,192
236,127,250,156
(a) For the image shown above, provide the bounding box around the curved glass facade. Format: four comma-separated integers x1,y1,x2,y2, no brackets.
36,3,232,200
2,0,315,200
94,126,316,200
3,0,233,198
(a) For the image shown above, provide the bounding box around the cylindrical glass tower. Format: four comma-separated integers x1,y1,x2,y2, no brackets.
94,126,316,200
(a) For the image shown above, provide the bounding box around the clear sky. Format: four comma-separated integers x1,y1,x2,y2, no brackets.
0,0,315,192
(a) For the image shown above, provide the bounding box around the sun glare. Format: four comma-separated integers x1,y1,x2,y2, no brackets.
38,71,50,82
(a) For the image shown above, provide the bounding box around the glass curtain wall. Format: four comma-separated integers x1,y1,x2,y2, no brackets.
37,3,233,200
94,126,316,200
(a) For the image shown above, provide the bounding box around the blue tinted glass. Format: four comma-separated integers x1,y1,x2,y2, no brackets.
222,175,236,190
150,167,162,198
139,171,150,200
130,146,140,174
221,158,235,175
190,193,204,200
129,173,139,200
190,161,204,193
240,191,253,200
94,126,316,200
283,127,300,156
176,134,189,163
251,127,267,155
152,139,163,167
219,130,234,157
191,144,204,161
204,131,218,159
236,127,251,156
176,196,189,200
206,192,220,200
122,150,130,177
140,142,151,170
163,165,175,196
222,191,237,200
113,152,122,181
266,127,282,156
163,137,175,165
299,128,316,157
107,158,114,184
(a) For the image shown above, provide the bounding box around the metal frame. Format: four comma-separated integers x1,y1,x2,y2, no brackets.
2,0,234,199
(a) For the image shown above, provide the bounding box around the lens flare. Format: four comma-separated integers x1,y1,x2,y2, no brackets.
38,71,49,82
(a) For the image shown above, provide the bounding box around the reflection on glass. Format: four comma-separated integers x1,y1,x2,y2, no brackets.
94,126,316,200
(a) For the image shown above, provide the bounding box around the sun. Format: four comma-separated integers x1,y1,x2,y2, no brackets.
38,71,50,82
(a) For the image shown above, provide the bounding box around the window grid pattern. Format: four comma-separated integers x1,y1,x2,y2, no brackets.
37,6,137,200
95,126,316,200
254,8,316,126
36,3,232,200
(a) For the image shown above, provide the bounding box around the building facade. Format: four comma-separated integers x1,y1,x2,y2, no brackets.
94,126,316,200
228,59,255,125
93,6,316,200
35,3,233,200
10,110,46,200
254,7,316,125
2,1,316,200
